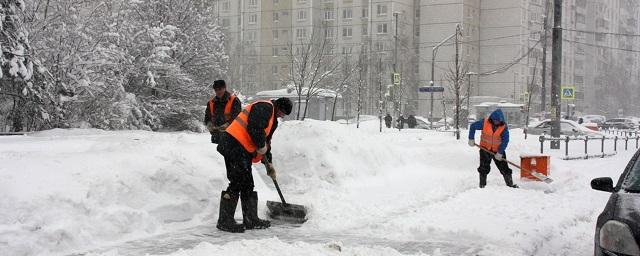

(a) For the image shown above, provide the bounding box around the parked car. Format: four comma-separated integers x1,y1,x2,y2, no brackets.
601,118,637,130
526,119,600,136
581,115,607,125
591,149,640,256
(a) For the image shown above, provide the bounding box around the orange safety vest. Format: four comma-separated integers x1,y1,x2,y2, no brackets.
225,100,275,163
209,94,237,123
480,118,505,153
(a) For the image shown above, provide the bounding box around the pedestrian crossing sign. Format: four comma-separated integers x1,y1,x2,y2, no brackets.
561,86,575,100
393,73,401,85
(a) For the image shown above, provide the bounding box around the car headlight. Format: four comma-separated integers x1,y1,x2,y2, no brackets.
600,220,640,256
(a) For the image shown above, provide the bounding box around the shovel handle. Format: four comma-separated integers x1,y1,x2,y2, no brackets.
271,178,288,206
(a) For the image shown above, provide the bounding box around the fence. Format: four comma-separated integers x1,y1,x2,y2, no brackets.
601,128,639,137
539,135,640,160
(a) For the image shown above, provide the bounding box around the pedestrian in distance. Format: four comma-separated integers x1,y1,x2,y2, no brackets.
468,109,519,189
384,113,392,128
397,115,405,130
407,115,417,129
215,97,293,233
204,80,241,144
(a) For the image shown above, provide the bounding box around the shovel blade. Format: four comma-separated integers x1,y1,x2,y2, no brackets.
266,200,307,223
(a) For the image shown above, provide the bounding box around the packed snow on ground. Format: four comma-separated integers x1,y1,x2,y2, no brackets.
0,117,636,256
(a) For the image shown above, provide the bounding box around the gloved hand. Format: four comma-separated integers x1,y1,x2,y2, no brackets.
468,139,475,147
256,145,268,155
264,163,276,180
206,122,216,132
220,122,230,129
495,153,504,161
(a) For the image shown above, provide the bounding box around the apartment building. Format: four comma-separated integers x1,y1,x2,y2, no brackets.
215,0,638,117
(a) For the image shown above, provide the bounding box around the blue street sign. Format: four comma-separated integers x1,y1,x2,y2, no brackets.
418,86,445,93
561,86,575,100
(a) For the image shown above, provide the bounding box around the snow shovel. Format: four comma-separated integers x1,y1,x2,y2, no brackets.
266,177,308,223
474,144,554,183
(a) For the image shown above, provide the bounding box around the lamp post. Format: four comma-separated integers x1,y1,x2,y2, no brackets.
465,72,478,123
429,24,461,129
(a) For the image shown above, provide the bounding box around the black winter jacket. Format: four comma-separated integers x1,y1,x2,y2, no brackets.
217,101,279,163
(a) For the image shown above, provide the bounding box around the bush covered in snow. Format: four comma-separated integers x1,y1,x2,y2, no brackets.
1,0,228,132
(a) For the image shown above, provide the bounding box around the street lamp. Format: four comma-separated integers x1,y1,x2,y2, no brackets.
465,72,478,123
429,24,461,129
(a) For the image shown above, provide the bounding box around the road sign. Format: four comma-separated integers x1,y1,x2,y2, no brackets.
418,86,444,93
393,73,401,85
561,86,575,100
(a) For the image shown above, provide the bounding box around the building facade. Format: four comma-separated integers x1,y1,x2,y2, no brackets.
215,0,639,118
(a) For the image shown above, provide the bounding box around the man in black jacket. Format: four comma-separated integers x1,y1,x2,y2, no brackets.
215,97,293,233
204,80,241,143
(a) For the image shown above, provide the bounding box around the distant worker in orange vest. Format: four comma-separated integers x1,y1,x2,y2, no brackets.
215,97,293,233
204,80,241,144
468,109,518,189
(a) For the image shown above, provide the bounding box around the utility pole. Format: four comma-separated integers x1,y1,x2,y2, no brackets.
455,25,460,139
429,25,459,129
393,12,399,117
540,0,550,113
550,0,562,149
379,57,383,133
513,72,517,102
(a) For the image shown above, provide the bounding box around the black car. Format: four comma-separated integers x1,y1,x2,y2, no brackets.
591,149,640,256
601,118,637,130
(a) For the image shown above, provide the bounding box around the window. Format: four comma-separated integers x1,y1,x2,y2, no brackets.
376,4,387,16
249,0,257,7
297,0,306,4
342,27,353,38
325,28,335,38
377,23,388,34
576,13,585,24
342,8,353,19
375,42,384,51
272,65,278,74
596,33,605,42
222,1,230,11
248,14,257,24
342,47,352,54
298,10,307,20
362,7,368,18
574,75,584,84
362,24,368,35
273,30,279,40
272,47,279,56
273,12,279,22
296,28,307,39
246,31,257,42
274,0,279,4
324,9,335,20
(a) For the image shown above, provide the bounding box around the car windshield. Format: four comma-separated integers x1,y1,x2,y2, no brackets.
622,155,640,192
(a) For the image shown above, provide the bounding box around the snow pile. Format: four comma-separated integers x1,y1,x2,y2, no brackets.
91,238,429,256
0,120,636,256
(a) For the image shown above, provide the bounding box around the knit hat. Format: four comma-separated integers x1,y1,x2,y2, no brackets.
274,97,293,115
213,80,226,89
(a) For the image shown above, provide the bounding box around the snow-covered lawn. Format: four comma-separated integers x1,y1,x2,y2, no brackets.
0,119,635,256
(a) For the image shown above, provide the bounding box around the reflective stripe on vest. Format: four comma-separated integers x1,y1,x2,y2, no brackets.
209,94,237,123
225,100,275,163
479,118,505,152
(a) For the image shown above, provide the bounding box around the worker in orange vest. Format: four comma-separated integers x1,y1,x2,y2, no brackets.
215,97,293,233
204,80,241,144
468,109,518,188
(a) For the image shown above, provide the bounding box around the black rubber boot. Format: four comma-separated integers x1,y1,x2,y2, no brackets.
479,173,487,188
216,191,245,233
503,174,519,188
241,191,271,229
